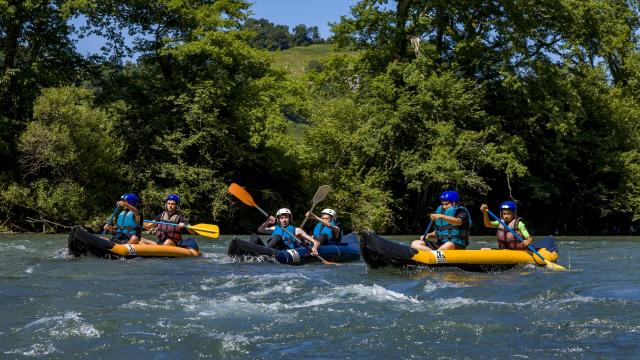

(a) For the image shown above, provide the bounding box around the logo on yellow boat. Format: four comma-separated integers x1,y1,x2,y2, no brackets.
126,244,137,256
431,250,446,264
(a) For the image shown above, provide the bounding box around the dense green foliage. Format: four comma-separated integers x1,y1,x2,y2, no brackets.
243,18,324,51
1,0,640,235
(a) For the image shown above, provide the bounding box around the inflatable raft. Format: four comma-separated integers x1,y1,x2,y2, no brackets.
67,226,200,259
228,232,361,265
360,232,560,272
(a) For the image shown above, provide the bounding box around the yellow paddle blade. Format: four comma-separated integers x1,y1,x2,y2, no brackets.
188,224,219,238
228,183,257,207
189,224,219,233
545,260,566,271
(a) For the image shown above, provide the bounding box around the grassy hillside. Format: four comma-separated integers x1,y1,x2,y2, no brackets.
271,43,340,79
273,43,355,139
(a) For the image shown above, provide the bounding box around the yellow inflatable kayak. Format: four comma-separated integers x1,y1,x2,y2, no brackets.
68,226,200,259
360,232,559,272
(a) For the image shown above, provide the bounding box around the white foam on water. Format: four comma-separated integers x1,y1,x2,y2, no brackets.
430,297,475,310
202,252,238,264
206,332,264,354
123,299,171,310
222,334,249,353
425,297,519,311
195,292,331,316
336,284,421,304
545,294,597,308
175,294,206,311
196,299,257,317
53,248,74,259
25,265,38,274
227,295,249,303
24,311,100,339
283,297,334,309
554,294,597,305
74,291,90,299
247,283,297,296
205,272,307,290
207,272,306,283
423,281,467,293
5,343,59,357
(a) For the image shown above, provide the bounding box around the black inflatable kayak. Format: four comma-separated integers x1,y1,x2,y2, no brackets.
360,231,560,272
228,232,361,265
68,226,200,259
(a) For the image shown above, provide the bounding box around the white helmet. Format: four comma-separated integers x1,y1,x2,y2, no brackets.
276,208,292,217
320,208,337,219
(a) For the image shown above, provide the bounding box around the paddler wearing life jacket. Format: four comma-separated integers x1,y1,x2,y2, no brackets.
142,194,189,247
480,201,532,250
257,208,320,255
411,190,472,251
102,193,144,244
305,208,342,245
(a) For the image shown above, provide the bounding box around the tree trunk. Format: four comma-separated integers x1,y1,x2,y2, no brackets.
393,0,413,60
3,1,23,72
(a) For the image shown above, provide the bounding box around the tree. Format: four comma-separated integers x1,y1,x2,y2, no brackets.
243,18,292,50
66,0,310,228
0,86,125,227
310,0,640,233
0,0,82,182
291,24,311,46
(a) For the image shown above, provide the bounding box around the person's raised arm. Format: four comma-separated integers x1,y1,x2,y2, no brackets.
257,216,276,234
307,211,341,238
480,204,493,228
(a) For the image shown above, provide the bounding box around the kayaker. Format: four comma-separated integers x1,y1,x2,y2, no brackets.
305,208,342,245
103,193,144,244
480,201,533,249
411,190,471,251
257,208,320,255
142,194,188,247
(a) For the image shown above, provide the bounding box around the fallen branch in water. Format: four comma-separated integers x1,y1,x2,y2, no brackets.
26,217,73,230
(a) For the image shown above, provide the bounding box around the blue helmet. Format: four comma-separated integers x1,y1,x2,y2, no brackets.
120,193,140,207
500,201,517,212
166,194,180,205
439,190,460,203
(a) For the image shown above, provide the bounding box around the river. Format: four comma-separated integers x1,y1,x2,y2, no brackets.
1,234,639,359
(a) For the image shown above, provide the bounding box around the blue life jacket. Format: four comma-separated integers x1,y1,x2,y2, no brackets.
114,210,140,242
272,224,298,249
434,205,471,248
313,220,342,243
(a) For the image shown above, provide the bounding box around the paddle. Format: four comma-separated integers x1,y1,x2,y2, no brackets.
299,185,331,229
144,220,220,238
227,183,337,265
101,205,120,235
487,209,565,271
421,219,434,241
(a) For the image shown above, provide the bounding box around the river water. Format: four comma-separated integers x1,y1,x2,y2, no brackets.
1,234,639,359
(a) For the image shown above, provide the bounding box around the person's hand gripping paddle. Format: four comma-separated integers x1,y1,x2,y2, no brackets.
227,183,337,265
